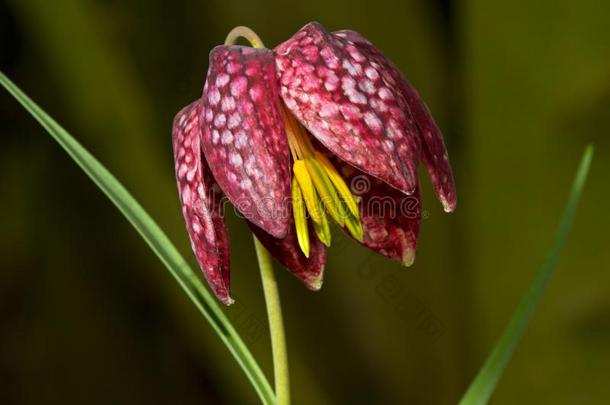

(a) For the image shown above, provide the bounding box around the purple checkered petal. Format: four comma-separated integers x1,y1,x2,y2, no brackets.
335,29,456,211
201,45,292,238
172,100,232,304
275,22,421,196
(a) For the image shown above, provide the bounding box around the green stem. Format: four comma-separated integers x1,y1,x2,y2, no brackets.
0,71,275,405
254,236,291,405
225,26,290,404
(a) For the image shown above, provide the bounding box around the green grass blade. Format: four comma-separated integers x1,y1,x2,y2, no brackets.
0,71,275,405
458,145,594,405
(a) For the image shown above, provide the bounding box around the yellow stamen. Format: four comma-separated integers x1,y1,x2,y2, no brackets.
315,151,360,218
312,211,332,247
282,103,366,255
345,214,364,242
283,108,313,158
292,177,310,257
304,158,345,226
293,160,331,248
293,160,325,223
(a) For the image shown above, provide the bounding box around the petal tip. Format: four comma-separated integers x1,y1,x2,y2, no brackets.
401,248,416,267
214,284,234,305
305,271,324,292
279,224,291,238
173,100,233,306
441,196,457,213
306,271,324,291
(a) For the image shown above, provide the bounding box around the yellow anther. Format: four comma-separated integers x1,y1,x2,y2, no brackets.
293,160,325,223
304,158,345,227
283,107,313,159
345,213,364,242
312,210,332,247
284,102,365,254
292,177,310,257
314,151,360,217
293,160,332,253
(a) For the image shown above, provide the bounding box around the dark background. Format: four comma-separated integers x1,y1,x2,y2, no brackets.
1,0,609,404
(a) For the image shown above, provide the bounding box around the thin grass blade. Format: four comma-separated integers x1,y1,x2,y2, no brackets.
458,145,594,405
0,71,275,405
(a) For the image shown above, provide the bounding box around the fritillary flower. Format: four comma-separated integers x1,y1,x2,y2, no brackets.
172,22,456,304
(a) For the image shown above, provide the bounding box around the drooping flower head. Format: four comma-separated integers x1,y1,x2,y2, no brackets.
172,22,456,304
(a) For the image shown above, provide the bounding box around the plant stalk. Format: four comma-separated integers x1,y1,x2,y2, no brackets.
254,236,290,405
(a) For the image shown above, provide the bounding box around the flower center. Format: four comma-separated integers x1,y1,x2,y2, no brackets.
282,106,363,256
224,26,363,257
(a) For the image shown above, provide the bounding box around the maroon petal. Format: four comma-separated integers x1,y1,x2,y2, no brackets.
335,157,421,266
335,29,456,212
248,221,326,291
275,22,421,196
201,45,291,238
172,100,232,305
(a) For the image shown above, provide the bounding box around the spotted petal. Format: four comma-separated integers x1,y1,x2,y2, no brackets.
335,29,457,212
172,100,232,304
201,45,291,238
335,157,421,266
249,221,326,291
275,22,421,196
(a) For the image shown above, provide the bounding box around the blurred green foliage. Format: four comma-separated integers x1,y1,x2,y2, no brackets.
0,0,608,404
